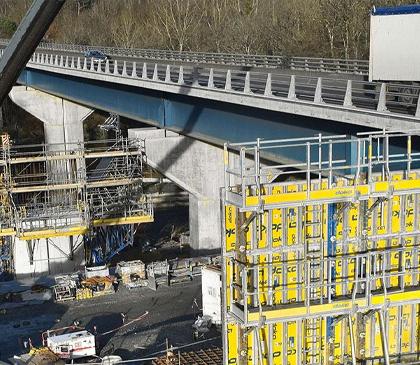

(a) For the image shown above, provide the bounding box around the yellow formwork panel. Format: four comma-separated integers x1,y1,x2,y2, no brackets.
332,318,345,364
226,305,420,364
225,205,236,252
257,211,268,306
227,322,238,364
334,201,345,298
388,306,399,356
404,193,416,287
259,325,269,365
224,172,420,365
272,322,283,365
246,329,253,365
271,189,283,306
286,321,297,365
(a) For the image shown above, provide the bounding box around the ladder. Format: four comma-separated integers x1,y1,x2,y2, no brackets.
304,317,323,365
304,204,325,302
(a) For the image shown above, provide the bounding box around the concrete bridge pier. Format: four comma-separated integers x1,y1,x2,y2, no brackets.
8,86,93,277
129,128,224,251
10,86,92,146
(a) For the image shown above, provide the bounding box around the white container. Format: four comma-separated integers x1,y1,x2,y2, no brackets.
85,265,109,278
47,330,96,359
202,265,221,325
369,7,420,82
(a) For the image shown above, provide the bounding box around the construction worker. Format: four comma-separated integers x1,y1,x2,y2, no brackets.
120,312,126,324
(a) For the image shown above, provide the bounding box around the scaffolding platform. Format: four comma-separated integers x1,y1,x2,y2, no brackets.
0,137,154,272
222,131,420,365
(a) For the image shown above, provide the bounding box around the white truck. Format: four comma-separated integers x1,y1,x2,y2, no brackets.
369,5,420,104
44,329,96,359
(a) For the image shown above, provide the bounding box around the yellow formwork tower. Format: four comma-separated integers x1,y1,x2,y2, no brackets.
223,131,420,365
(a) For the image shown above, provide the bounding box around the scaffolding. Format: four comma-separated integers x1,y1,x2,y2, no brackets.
0,136,153,270
222,131,420,365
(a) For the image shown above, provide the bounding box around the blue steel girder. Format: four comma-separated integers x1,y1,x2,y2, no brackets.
17,68,372,165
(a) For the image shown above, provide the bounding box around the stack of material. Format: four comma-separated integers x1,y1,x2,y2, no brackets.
168,256,220,285
116,260,147,289
52,274,78,302
80,276,115,297
152,347,222,365
82,265,115,297
75,287,93,300
144,256,221,288
147,260,169,287
14,347,64,365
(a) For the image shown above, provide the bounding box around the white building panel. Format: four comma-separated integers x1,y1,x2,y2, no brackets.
370,12,420,81
202,266,221,325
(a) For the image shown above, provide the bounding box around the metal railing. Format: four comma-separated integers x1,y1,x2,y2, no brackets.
230,246,420,324
0,137,153,237
0,38,369,74
224,131,420,211
15,50,420,125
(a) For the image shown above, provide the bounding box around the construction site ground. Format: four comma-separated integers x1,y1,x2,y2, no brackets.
0,276,221,362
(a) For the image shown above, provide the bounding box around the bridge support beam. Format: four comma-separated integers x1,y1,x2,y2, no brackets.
8,86,92,277
129,128,224,251
9,86,92,146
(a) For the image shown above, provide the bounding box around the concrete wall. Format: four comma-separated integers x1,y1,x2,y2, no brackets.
129,128,224,250
14,236,84,278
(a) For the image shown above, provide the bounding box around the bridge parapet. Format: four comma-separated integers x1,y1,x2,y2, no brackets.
0,38,369,74
12,47,420,132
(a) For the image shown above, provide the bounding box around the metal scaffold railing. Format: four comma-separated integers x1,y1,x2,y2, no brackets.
0,136,154,240
222,131,420,365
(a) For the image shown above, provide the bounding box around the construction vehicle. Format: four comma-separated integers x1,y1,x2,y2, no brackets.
42,327,96,359
13,327,95,364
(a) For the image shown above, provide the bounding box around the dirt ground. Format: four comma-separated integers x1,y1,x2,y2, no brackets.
0,277,221,362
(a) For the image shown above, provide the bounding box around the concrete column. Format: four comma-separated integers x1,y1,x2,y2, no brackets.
9,86,92,278
189,195,221,250
128,128,224,251
14,236,85,278
9,86,93,147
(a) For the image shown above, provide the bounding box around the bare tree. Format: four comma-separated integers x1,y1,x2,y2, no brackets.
204,0,232,52
2,0,417,59
110,0,141,48
152,0,203,51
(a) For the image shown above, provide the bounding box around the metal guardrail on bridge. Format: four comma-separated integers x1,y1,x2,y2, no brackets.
0,38,369,75
17,49,420,124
